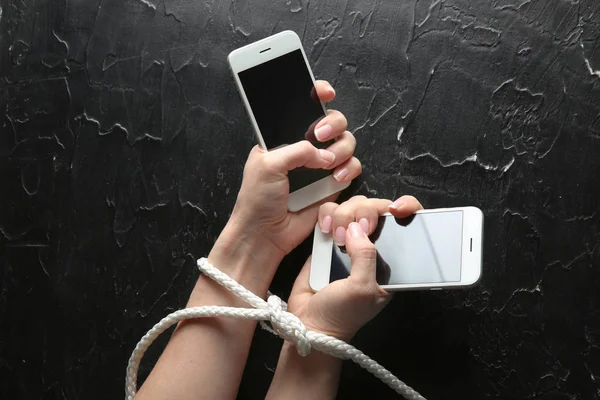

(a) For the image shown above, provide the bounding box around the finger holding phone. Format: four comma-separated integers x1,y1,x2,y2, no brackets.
311,198,484,292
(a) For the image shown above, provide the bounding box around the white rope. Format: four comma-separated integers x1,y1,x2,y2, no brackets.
125,258,426,400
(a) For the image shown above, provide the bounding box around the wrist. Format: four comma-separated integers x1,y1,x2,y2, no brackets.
206,216,286,295
280,341,341,366
266,342,342,400
301,317,356,343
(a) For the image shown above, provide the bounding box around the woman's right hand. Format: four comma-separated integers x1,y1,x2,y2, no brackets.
286,195,424,341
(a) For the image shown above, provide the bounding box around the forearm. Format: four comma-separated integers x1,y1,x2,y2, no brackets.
136,219,284,400
266,342,342,400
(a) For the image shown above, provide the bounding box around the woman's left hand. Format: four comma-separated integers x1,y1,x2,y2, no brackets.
230,80,361,256
208,81,360,292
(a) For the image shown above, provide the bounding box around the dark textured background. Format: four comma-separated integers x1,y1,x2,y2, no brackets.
1,0,600,399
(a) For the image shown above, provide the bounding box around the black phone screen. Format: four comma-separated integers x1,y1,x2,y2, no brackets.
330,212,464,285
237,49,333,193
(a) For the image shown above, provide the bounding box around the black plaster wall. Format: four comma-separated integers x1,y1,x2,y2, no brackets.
2,0,600,399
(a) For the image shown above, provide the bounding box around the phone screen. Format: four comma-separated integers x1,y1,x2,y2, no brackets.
237,49,333,193
330,212,464,285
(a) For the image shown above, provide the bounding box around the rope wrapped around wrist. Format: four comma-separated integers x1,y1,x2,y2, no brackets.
125,258,426,400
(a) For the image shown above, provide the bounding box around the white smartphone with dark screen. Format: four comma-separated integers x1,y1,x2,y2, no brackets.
310,207,484,291
228,31,350,212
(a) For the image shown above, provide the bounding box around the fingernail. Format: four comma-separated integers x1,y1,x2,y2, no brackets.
359,218,369,234
321,215,332,233
334,226,346,245
327,84,336,96
314,124,333,141
349,222,365,238
389,199,406,210
318,149,336,164
333,168,348,182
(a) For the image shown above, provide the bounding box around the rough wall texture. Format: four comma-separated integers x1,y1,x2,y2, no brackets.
1,0,600,399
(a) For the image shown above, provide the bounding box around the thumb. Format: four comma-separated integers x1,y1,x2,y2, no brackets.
265,140,335,173
345,222,378,284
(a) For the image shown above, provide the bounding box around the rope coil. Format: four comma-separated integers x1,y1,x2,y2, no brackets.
125,258,426,400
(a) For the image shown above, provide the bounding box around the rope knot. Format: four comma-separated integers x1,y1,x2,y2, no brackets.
265,295,312,356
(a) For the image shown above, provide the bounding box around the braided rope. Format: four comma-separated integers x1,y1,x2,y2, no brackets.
125,258,426,400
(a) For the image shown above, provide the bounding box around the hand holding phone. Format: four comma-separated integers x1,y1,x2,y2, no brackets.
310,197,484,291
287,221,392,342
228,30,358,212
224,87,359,260
280,197,427,342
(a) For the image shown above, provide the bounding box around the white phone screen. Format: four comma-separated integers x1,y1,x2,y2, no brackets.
237,49,333,192
330,212,464,285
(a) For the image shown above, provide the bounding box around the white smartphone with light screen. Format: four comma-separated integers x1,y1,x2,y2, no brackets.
310,207,484,291
228,31,350,212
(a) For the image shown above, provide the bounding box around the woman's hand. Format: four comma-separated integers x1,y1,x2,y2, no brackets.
232,80,361,255
208,81,361,294
287,195,424,341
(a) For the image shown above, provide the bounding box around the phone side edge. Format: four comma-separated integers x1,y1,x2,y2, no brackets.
460,206,484,286
309,224,333,291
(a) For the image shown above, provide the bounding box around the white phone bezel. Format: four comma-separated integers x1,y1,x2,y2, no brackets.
309,207,484,292
227,30,350,212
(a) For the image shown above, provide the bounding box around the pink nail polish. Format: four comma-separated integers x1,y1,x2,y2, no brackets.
349,222,364,238
359,218,369,234
314,124,333,141
334,226,346,245
334,168,348,182
321,215,332,233
327,84,336,96
318,149,336,164
389,199,406,210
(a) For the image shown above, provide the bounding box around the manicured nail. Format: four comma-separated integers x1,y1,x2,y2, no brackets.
314,124,333,141
359,218,369,234
318,149,336,164
327,83,336,96
321,215,332,233
334,226,346,245
349,222,365,238
389,198,406,210
333,168,348,182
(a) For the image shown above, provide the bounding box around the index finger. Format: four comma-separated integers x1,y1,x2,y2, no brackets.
315,80,336,103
